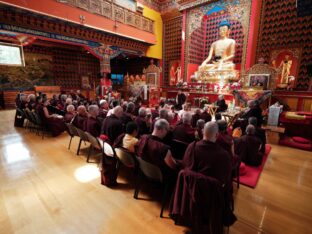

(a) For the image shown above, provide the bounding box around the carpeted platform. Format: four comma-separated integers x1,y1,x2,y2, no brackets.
235,144,272,188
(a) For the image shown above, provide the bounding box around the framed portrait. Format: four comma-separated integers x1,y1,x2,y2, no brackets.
248,74,270,90
146,73,157,86
81,76,91,90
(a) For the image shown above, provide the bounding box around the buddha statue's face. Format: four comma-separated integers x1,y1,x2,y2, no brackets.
219,26,229,38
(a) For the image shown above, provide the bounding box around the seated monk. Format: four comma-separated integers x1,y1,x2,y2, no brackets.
37,100,66,137
216,120,239,168
135,119,177,180
64,104,76,123
191,109,202,128
200,106,212,123
72,105,88,130
199,20,235,71
135,107,151,137
114,121,138,153
233,100,263,133
195,119,205,140
216,95,228,113
84,105,101,137
98,99,109,119
248,117,266,154
101,106,123,144
234,125,262,167
121,102,135,131
172,112,195,144
182,121,232,186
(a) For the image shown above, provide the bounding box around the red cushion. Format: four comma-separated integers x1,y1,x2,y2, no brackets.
296,111,312,116
292,136,311,144
239,162,247,176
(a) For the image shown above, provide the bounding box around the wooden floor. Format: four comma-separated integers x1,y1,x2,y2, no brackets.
1,110,311,234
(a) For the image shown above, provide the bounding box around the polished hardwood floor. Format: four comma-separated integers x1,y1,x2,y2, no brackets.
1,110,311,234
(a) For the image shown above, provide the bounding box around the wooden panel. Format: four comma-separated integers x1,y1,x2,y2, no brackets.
3,90,35,109
284,98,298,111
34,86,61,99
303,99,312,112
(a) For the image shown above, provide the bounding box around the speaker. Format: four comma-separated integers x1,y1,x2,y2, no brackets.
307,64,312,76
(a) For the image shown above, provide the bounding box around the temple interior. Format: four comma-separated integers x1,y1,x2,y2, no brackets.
0,0,311,234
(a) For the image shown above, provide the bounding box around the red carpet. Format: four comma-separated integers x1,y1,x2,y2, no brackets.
235,144,272,188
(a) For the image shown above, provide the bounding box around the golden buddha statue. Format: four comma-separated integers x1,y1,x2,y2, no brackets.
199,20,235,71
197,20,238,85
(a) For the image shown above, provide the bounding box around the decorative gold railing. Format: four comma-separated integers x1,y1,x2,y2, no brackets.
57,0,154,33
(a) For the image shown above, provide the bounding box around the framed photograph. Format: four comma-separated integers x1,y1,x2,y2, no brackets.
248,74,270,90
81,76,91,90
146,73,157,86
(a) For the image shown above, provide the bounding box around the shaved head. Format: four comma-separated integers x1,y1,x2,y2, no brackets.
203,121,219,142
113,106,123,118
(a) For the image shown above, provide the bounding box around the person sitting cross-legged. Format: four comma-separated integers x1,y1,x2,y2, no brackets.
234,124,262,167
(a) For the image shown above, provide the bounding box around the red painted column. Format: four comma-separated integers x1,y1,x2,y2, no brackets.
245,0,263,70
180,10,187,82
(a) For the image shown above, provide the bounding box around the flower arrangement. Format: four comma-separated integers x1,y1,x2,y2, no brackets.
229,82,241,90
200,97,209,108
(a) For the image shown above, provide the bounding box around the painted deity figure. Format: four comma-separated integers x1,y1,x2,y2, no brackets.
199,20,235,71
279,55,292,84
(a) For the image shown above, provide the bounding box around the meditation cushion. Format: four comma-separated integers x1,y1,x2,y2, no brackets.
279,136,312,151
239,162,247,176
292,136,311,144
285,112,306,120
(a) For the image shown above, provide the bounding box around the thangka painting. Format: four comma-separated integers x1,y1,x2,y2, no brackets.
169,60,181,86
0,52,53,90
270,48,301,87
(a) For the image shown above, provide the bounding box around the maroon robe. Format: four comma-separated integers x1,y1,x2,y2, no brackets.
170,169,224,233
200,111,212,123
234,135,262,167
191,113,201,128
182,140,232,186
37,105,66,137
73,114,88,130
64,112,75,123
172,123,195,144
136,135,173,179
85,116,101,137
101,114,123,144
135,116,150,137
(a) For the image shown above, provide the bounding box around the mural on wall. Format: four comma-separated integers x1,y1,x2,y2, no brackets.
185,0,251,80
0,53,53,90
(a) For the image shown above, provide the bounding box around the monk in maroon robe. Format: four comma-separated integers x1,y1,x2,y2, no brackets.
135,107,151,137
248,117,266,154
199,106,212,123
234,125,262,167
85,105,101,137
101,106,123,144
182,121,232,186
135,119,177,180
191,109,201,128
72,105,88,130
172,112,195,144
64,105,76,123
